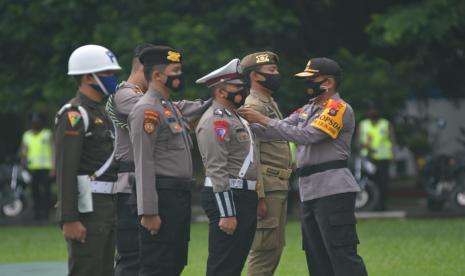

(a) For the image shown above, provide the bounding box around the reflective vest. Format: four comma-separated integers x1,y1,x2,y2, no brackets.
359,118,393,160
22,129,53,170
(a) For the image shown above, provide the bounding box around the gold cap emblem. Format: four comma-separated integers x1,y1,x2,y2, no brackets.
167,51,181,62
256,54,270,63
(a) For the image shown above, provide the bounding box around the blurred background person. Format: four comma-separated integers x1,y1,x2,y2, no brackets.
358,102,396,211
19,112,54,220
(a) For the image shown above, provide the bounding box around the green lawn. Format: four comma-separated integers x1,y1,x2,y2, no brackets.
1,219,465,275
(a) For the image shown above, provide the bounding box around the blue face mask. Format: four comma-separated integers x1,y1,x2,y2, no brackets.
91,74,118,95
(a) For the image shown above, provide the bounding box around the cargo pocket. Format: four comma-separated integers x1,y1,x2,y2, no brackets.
251,216,279,251
328,212,359,248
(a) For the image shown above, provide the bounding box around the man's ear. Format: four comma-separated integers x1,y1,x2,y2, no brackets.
82,74,95,85
152,69,162,82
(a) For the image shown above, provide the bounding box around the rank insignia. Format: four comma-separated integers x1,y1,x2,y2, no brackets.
167,51,181,62
95,117,104,124
67,111,81,128
213,120,229,142
224,109,232,117
143,110,159,134
213,108,223,117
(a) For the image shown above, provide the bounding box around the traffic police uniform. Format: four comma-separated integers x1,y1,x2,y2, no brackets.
55,44,121,276
128,46,211,276
106,81,144,276
250,58,368,276
195,59,261,276
240,52,292,276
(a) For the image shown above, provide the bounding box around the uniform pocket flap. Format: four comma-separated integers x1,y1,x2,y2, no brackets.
329,212,356,226
257,216,278,229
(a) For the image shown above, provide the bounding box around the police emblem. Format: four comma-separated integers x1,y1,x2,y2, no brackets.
328,109,338,116
143,110,159,134
213,120,229,142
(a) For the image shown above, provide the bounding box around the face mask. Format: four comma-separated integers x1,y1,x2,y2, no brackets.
91,74,118,95
225,87,248,108
304,78,327,99
164,74,184,92
256,72,281,92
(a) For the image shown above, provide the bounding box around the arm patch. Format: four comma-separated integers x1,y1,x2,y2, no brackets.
310,99,347,139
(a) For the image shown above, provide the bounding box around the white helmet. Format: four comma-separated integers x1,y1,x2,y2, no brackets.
68,44,122,75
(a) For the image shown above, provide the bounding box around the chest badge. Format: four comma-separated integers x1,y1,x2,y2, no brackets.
95,117,104,124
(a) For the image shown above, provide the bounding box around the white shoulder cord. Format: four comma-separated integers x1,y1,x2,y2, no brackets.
238,115,254,178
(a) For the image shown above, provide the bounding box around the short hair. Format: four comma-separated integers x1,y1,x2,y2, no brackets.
144,64,167,82
132,43,155,69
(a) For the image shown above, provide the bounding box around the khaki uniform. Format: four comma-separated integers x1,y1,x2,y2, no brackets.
196,100,260,276
251,93,367,276
245,89,292,276
128,88,211,275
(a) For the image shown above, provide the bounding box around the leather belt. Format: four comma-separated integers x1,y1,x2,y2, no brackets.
261,164,292,180
297,160,348,177
204,177,256,191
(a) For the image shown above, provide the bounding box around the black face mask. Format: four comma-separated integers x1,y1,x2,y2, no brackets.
165,74,184,92
304,78,327,99
225,88,248,108
256,72,281,92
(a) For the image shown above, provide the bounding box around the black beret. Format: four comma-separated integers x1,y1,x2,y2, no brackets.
138,45,182,66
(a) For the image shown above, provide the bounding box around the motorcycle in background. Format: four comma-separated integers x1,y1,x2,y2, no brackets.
418,120,465,211
0,159,32,220
351,155,381,211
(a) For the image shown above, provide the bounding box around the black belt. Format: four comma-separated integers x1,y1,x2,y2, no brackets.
118,161,135,173
297,160,348,177
156,176,194,191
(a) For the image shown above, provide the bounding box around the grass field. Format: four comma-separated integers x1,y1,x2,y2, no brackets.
1,219,465,275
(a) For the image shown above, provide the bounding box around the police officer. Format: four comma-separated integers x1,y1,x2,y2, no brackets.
240,52,292,276
195,59,261,276
128,45,211,276
106,43,153,276
238,57,368,276
55,44,121,276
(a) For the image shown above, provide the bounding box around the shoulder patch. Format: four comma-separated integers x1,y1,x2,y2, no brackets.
67,111,81,128
143,109,159,134
213,120,229,142
310,99,347,139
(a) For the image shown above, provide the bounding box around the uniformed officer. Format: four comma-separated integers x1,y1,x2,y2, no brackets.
195,59,261,276
128,45,211,276
238,57,368,276
55,44,121,276
240,52,292,276
105,43,153,276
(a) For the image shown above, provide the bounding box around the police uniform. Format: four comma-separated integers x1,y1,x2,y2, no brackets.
55,92,118,276
195,59,260,276
250,58,368,276
240,52,292,276
106,81,144,276
128,46,211,276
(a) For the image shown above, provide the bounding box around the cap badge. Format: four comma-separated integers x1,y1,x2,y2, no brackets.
256,54,270,63
167,51,181,62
